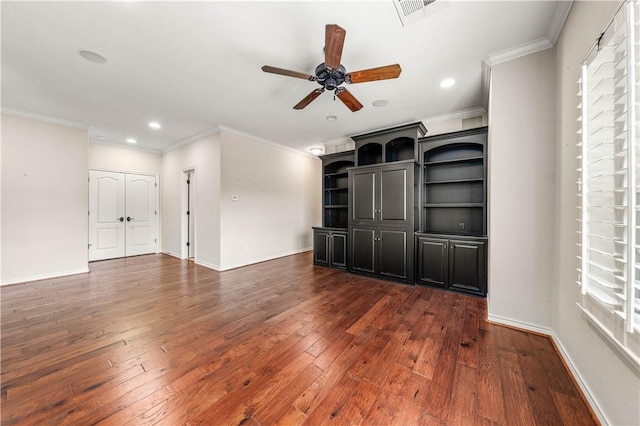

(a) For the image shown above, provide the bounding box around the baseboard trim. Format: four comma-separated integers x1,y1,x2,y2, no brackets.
549,332,608,426
218,247,312,271
161,250,182,259
194,259,221,271
0,268,90,286
487,314,605,425
487,313,552,336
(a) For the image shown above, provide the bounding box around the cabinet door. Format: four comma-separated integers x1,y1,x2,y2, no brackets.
330,232,348,269
379,165,410,225
379,229,409,280
351,227,376,274
448,239,486,295
351,170,376,223
416,236,448,287
313,230,330,266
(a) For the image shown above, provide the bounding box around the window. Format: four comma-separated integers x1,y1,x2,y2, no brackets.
578,0,640,367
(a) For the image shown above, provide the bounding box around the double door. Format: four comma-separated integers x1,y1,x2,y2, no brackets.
313,228,347,269
89,170,157,261
349,161,414,282
416,234,486,296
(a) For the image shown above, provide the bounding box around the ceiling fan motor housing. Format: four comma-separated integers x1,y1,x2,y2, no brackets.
315,63,346,91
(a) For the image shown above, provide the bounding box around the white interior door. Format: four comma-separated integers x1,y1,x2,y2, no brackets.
125,174,157,256
89,170,126,261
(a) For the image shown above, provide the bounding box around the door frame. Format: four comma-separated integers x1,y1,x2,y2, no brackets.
181,167,196,260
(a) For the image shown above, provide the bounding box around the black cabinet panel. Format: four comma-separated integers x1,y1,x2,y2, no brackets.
380,168,407,223
351,228,376,273
379,229,409,280
331,233,348,268
313,230,330,266
416,236,448,287
449,239,485,294
351,171,376,222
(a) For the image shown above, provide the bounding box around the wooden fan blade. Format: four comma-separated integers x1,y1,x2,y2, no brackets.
294,89,324,110
262,65,316,81
336,88,363,112
346,64,402,84
325,24,346,70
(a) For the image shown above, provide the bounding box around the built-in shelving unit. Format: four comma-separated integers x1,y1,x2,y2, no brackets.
421,130,487,236
321,153,354,228
313,123,489,297
416,126,488,296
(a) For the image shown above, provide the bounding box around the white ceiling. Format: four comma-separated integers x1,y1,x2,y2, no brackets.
1,1,571,154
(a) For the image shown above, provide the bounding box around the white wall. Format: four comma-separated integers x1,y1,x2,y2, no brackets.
1,113,89,284
219,128,321,270
487,48,556,330
553,2,640,424
88,143,162,176
161,133,221,269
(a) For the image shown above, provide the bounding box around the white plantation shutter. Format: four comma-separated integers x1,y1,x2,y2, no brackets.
578,0,640,366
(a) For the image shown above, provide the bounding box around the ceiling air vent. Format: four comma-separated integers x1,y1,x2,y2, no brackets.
394,0,449,27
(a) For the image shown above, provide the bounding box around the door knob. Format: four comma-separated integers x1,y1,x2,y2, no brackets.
119,217,124,222
127,217,133,222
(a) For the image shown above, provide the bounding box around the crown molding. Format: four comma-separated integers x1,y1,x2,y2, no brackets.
486,37,553,67
323,137,353,147
89,138,163,154
1,107,90,130
547,1,573,45
217,125,317,158
421,106,487,125
162,127,221,153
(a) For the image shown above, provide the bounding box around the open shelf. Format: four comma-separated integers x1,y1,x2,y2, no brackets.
320,152,355,229
357,143,383,166
424,155,484,166
423,206,484,235
385,137,415,162
420,130,487,237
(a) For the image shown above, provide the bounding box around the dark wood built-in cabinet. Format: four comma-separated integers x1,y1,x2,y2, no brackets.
313,228,348,269
313,151,355,269
416,235,486,295
313,123,488,297
416,126,488,296
349,161,415,282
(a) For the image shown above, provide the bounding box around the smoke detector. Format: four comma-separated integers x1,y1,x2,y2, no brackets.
394,0,449,27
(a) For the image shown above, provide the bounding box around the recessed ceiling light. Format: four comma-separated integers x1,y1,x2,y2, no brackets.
95,135,106,141
149,121,161,129
310,147,324,156
325,115,337,121
126,138,137,144
440,78,456,88
372,99,388,107
77,49,107,64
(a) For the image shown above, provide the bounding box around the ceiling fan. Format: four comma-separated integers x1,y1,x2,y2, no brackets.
262,24,402,112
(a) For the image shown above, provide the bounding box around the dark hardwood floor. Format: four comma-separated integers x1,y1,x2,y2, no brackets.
1,252,596,425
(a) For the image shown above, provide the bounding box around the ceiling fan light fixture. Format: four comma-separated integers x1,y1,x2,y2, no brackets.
325,115,337,121
372,99,388,107
310,147,324,155
77,49,107,64
440,78,456,88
